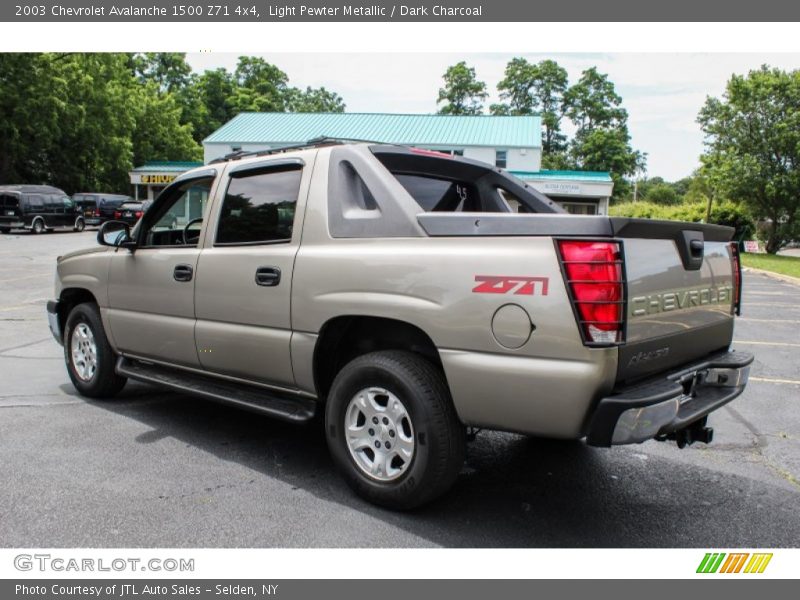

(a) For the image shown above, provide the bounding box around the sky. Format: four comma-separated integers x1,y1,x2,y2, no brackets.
186,53,800,181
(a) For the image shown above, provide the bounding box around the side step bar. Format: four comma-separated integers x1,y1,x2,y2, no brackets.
116,357,316,423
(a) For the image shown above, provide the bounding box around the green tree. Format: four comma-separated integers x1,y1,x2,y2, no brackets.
0,53,65,184
635,176,665,200
131,53,192,94
49,53,138,193
492,57,536,115
564,68,645,200
284,86,345,113
180,68,238,143
671,176,693,198
229,56,290,112
493,58,569,159
0,53,202,193
645,182,679,205
436,61,488,115
698,65,800,253
130,81,202,166
564,67,628,130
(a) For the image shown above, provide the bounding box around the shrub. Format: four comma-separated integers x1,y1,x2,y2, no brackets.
610,200,755,240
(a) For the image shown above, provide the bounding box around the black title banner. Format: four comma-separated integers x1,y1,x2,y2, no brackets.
3,0,800,22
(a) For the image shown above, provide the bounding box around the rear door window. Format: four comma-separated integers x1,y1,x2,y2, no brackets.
215,166,302,245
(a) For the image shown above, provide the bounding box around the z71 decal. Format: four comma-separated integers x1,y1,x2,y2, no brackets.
472,276,549,296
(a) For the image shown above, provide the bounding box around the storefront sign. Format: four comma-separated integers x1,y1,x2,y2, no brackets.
542,182,582,195
139,174,177,184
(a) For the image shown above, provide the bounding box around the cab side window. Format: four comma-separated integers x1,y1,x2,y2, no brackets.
215,166,302,246
140,178,214,248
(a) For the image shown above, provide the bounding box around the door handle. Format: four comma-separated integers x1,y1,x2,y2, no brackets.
255,266,281,287
173,264,194,282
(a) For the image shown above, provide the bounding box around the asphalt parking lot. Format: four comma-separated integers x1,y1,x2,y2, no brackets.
1,230,799,548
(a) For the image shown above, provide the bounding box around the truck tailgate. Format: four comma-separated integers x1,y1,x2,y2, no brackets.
614,219,738,382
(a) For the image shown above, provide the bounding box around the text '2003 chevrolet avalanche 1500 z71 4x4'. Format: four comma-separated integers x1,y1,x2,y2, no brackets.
46,141,753,509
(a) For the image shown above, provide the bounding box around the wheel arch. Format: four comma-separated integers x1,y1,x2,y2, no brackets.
312,315,444,402
57,288,99,338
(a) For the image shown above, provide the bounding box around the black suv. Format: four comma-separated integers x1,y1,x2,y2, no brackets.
71,193,133,227
0,185,83,234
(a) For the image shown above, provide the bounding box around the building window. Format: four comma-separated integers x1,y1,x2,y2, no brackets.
495,150,507,169
560,202,598,215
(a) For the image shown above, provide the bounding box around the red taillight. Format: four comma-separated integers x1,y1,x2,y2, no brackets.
93,209,100,217
730,242,742,316
557,240,625,345
114,211,121,219
135,211,143,218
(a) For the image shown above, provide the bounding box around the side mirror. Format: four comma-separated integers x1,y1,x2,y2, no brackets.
97,220,135,250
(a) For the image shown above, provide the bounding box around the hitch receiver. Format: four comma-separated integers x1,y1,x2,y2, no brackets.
656,417,714,449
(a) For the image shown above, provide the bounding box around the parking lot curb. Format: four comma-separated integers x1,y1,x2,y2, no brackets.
743,267,800,287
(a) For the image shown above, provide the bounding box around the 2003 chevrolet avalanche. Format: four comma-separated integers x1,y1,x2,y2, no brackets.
47,141,753,508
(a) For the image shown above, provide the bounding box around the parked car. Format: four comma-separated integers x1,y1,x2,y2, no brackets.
114,200,153,226
72,193,133,227
46,142,752,509
112,200,178,229
0,185,84,233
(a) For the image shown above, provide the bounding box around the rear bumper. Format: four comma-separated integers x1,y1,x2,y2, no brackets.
46,300,63,345
85,218,101,225
586,350,753,446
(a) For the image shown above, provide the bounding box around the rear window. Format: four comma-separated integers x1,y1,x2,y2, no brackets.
394,175,480,212
100,198,127,207
372,147,561,214
0,194,18,209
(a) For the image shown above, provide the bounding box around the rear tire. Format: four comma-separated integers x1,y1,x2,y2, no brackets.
31,218,44,234
73,218,85,232
325,350,465,510
64,302,126,399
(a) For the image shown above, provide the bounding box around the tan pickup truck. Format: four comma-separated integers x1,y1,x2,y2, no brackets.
47,141,753,508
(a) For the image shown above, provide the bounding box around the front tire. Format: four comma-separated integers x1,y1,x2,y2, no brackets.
325,350,465,510
64,302,126,398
